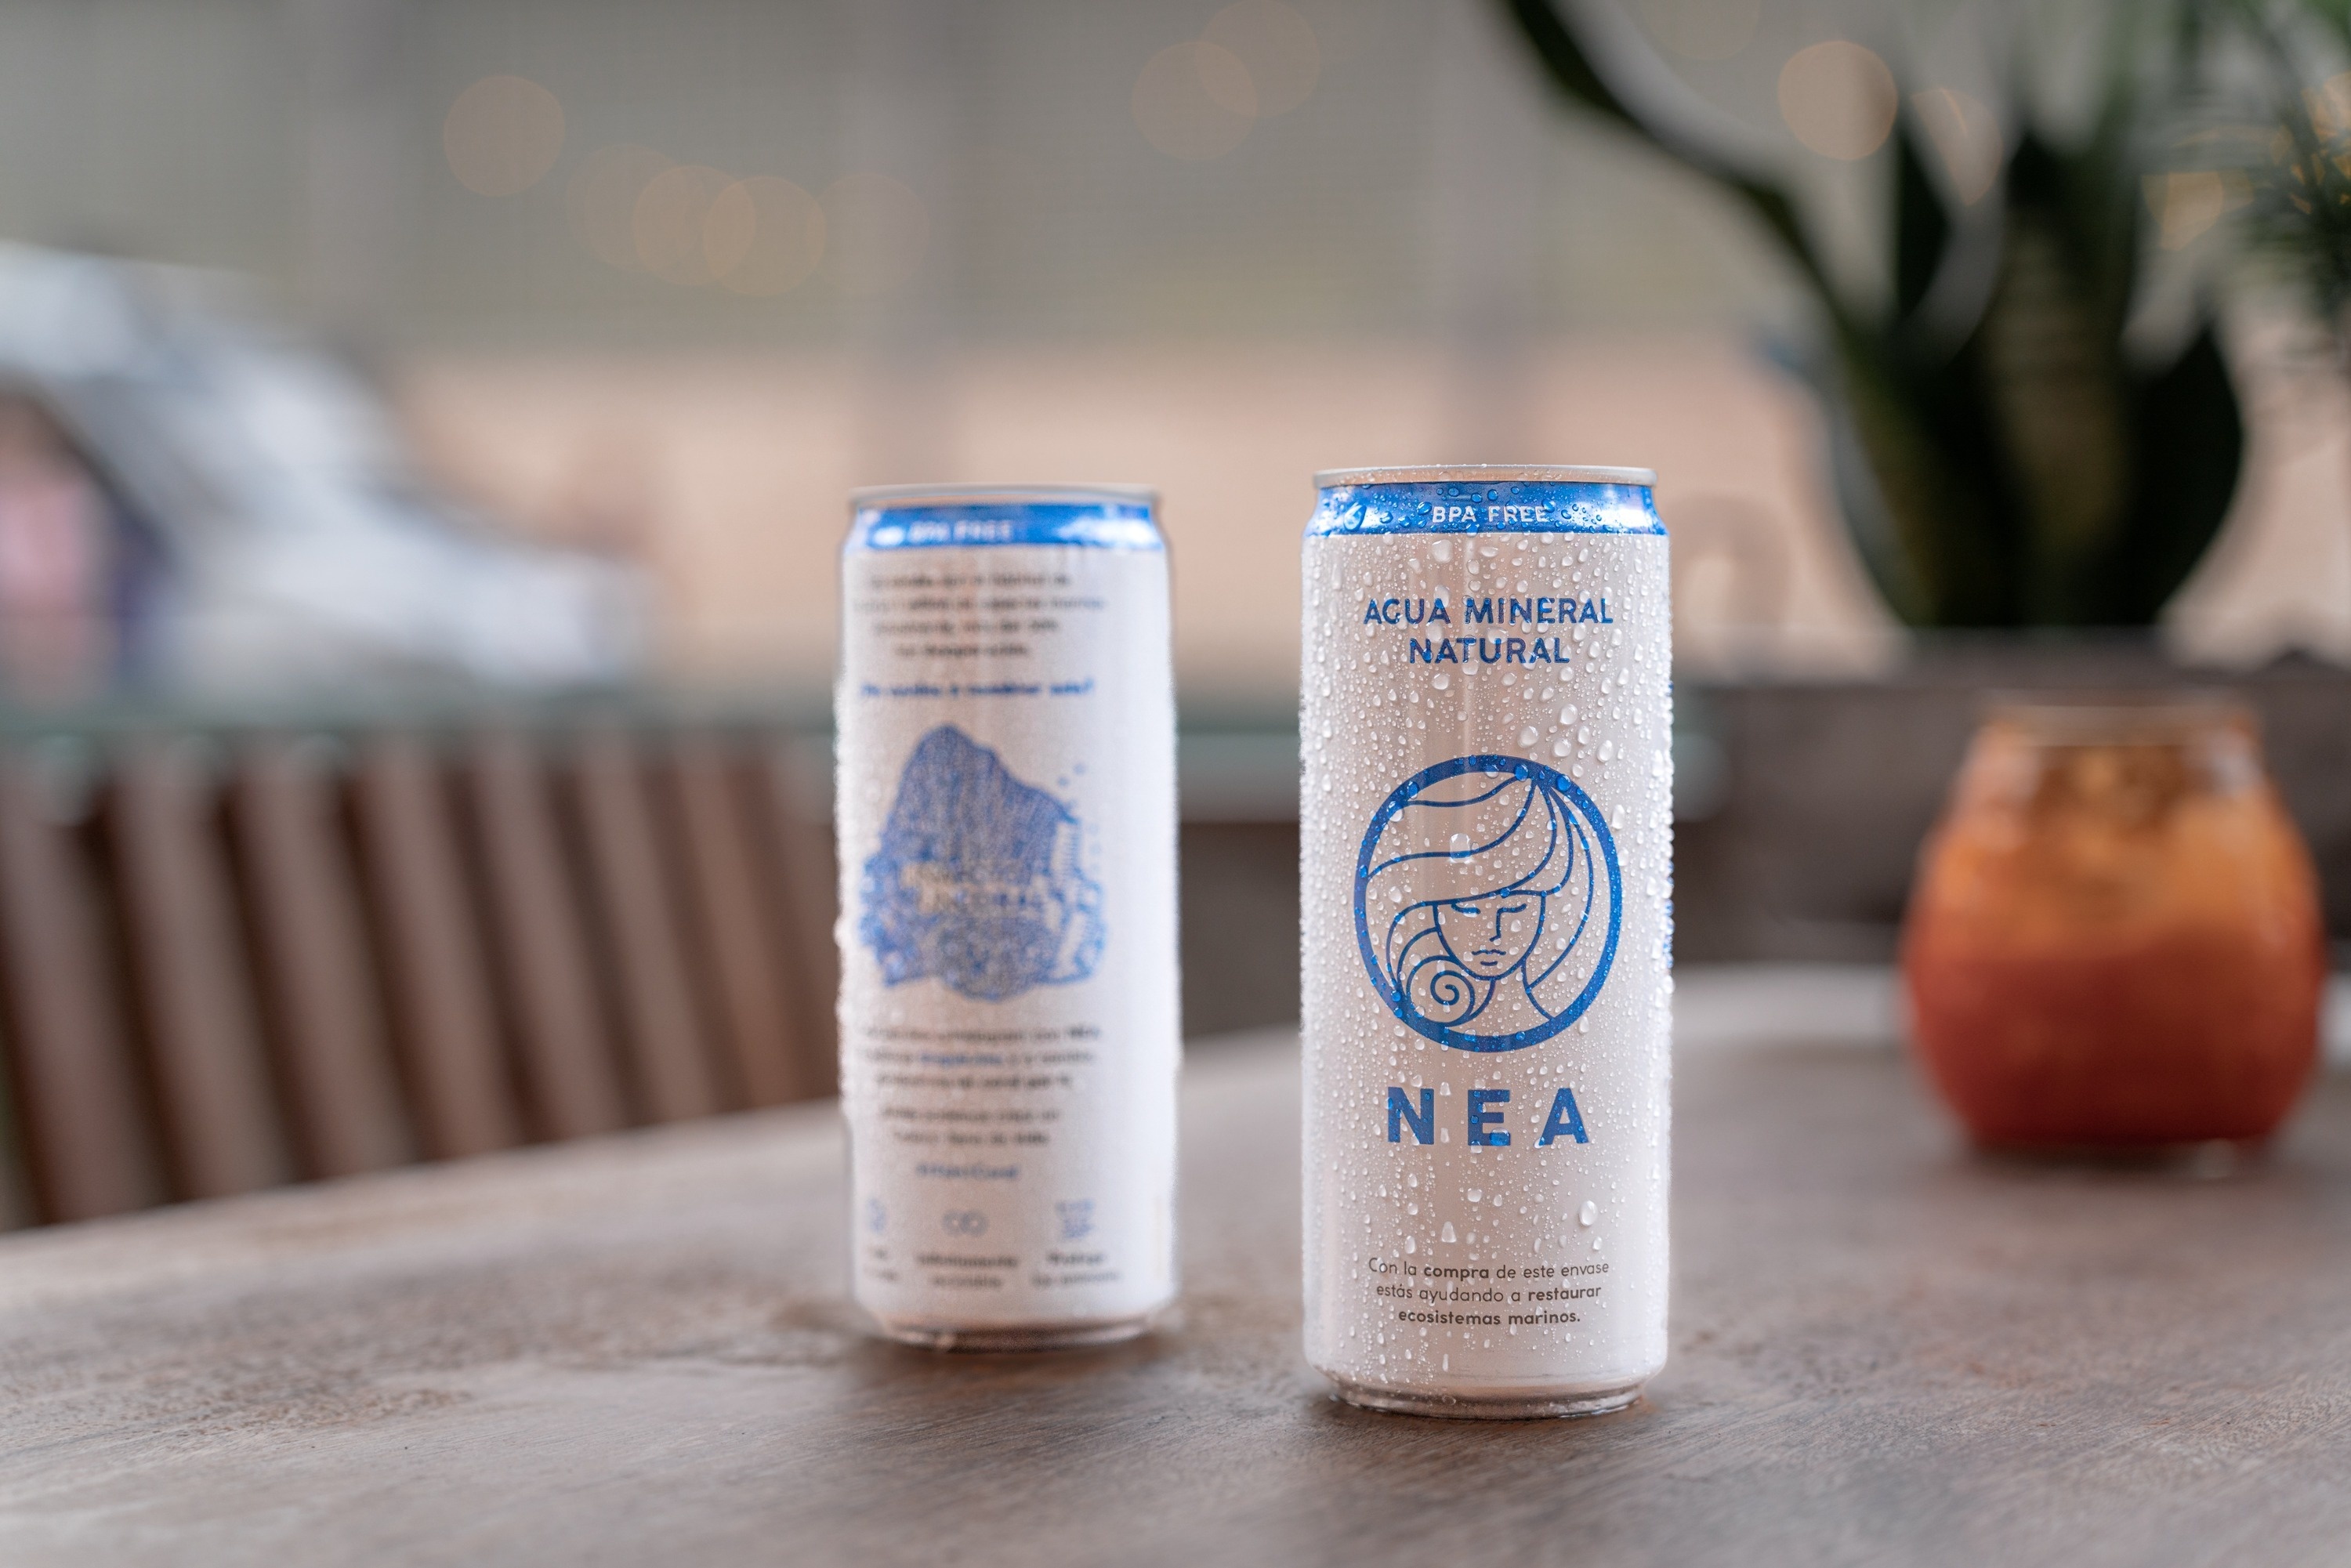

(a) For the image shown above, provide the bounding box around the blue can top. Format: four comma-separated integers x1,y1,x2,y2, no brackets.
1310,465,1661,538
847,483,1162,552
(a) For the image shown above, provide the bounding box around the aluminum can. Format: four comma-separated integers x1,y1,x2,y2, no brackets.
1301,465,1672,1416
836,483,1179,1349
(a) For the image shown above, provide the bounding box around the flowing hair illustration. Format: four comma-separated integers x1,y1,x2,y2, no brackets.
1360,762,1609,1043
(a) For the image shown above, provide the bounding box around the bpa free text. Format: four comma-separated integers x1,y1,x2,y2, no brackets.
1432,503,1562,526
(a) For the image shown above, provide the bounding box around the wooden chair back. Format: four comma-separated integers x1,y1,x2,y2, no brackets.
0,717,838,1227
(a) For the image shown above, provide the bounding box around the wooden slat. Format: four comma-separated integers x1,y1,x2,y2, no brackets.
741,737,839,1100
660,736,799,1108
0,752,164,1222
348,737,521,1161
569,729,725,1123
460,730,628,1141
228,738,415,1180
103,741,292,1200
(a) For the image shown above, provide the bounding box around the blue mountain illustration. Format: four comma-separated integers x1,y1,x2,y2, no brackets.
860,726,1105,1001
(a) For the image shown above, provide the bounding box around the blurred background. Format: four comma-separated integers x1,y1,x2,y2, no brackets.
0,0,1919,696
3,0,2350,1224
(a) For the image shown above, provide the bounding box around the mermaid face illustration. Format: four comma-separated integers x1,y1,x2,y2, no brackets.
1437,893,1544,979
1354,756,1621,1052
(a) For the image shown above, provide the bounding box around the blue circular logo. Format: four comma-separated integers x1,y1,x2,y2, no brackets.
1353,755,1621,1053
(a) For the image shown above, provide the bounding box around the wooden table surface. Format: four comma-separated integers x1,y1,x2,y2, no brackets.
6,999,2351,1566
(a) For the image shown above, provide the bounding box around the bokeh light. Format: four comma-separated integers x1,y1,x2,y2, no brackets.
442,74,566,196
1133,42,1259,161
705,176,827,296
820,172,929,298
633,164,734,285
1777,42,1898,161
568,144,673,269
1912,89,2001,205
1202,1,1319,118
1638,0,1759,63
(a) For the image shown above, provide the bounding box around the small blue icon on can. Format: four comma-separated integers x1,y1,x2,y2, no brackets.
865,1198,887,1235
942,1209,988,1237
1056,1200,1096,1241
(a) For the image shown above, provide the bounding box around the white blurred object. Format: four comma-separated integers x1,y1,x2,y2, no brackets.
2166,309,2351,670
0,243,643,695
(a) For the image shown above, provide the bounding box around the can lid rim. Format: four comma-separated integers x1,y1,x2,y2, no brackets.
849,481,1158,508
1314,464,1657,488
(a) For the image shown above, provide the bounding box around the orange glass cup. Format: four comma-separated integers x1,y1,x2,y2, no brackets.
1902,698,2325,1151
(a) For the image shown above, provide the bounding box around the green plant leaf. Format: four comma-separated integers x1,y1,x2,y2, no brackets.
1976,141,2134,622
2108,324,2244,621
1832,327,2024,627
1498,0,1849,321
1893,114,1953,325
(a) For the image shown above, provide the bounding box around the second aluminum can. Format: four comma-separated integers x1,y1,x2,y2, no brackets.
1300,465,1673,1417
835,483,1180,1350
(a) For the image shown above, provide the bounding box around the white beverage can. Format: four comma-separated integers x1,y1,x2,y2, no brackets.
1301,465,1672,1416
835,483,1179,1349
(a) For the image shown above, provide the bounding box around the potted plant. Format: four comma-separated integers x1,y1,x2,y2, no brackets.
1497,1,2350,962
1503,0,2243,628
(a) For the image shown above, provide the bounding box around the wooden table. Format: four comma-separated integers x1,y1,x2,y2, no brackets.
6,998,2351,1566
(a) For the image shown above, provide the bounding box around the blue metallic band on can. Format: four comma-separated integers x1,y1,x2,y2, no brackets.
1309,480,1661,538
849,501,1163,552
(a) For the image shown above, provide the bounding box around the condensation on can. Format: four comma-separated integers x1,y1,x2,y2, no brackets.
1299,465,1673,1417
835,483,1180,1349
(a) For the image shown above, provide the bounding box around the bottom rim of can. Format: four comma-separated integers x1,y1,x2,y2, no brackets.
1326,1375,1646,1421
871,1310,1161,1353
